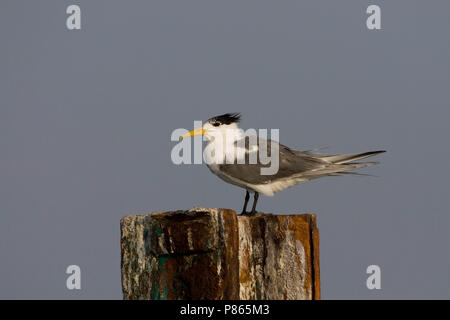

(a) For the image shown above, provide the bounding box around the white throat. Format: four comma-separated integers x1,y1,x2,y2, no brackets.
204,124,244,165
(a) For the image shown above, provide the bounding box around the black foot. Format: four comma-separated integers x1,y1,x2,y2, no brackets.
240,210,257,216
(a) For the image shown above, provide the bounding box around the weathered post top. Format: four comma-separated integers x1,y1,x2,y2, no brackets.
120,208,320,300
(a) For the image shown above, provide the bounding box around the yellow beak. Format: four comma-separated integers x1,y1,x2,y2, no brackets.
180,127,207,138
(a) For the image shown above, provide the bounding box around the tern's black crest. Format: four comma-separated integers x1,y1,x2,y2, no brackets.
209,113,241,125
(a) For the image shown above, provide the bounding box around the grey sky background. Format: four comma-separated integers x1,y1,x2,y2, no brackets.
1,1,449,299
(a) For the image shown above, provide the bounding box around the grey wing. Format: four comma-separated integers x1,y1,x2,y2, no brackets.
217,137,327,184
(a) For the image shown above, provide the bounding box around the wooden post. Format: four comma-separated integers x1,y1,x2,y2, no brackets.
120,208,320,300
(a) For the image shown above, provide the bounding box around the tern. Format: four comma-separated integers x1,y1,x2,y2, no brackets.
181,113,385,215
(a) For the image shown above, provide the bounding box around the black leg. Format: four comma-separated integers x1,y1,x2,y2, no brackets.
250,192,259,214
240,190,250,215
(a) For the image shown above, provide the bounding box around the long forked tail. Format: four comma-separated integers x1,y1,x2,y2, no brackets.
322,150,386,165
293,150,385,180
303,150,386,177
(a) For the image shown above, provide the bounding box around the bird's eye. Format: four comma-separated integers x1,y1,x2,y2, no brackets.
213,122,221,127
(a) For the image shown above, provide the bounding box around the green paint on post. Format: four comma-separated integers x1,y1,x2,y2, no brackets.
151,283,160,300
162,281,169,300
158,256,169,269
150,282,168,300
156,224,163,237
150,257,170,300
